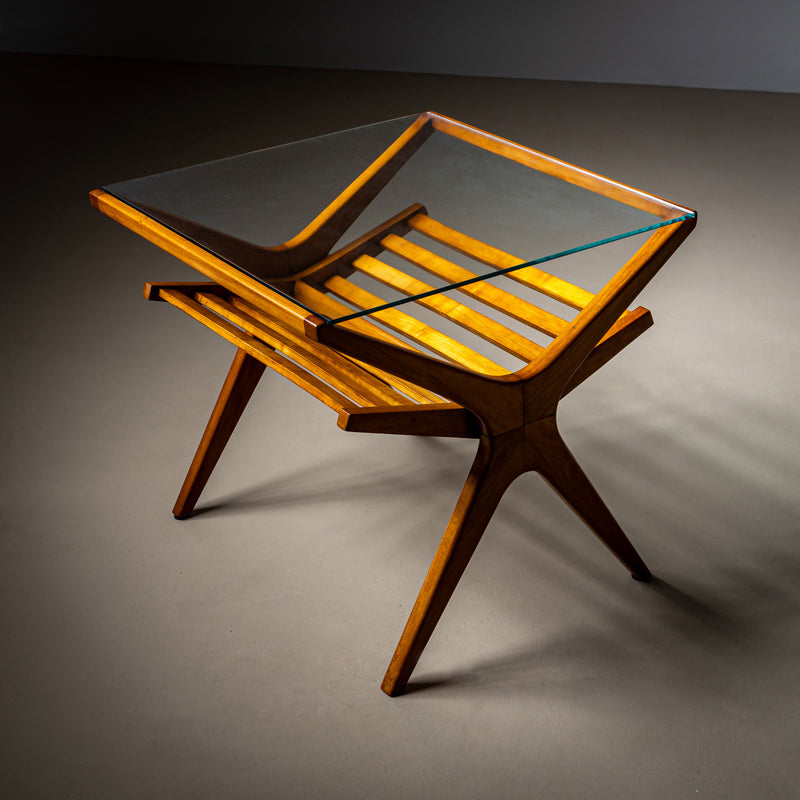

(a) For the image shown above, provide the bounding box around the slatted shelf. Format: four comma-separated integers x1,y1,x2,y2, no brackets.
224,295,437,403
322,274,509,376
293,282,444,403
380,232,571,337
408,212,596,310
158,288,354,413
195,293,408,407
351,254,544,362
154,285,453,414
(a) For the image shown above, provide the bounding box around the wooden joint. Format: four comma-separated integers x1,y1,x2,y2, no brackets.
285,202,428,289
303,314,327,341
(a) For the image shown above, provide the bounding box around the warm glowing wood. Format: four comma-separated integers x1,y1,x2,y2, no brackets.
305,216,695,696
352,254,543,362
381,232,571,337
292,282,444,403
408,214,595,310
196,293,407,407
172,348,266,519
338,403,480,438
92,190,310,332
157,288,352,412
92,111,696,698
322,274,509,375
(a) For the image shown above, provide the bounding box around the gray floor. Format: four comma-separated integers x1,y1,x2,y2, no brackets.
3,53,799,799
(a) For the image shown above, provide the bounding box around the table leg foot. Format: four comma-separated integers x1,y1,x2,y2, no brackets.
172,348,266,519
529,417,651,582
381,434,522,696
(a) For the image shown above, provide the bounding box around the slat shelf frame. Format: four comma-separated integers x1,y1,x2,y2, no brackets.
351,253,545,363
379,230,573,337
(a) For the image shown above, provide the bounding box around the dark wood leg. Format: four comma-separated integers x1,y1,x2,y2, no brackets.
381,433,524,696
527,416,651,581
172,348,266,519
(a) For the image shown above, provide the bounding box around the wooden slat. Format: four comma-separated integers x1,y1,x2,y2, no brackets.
224,296,416,407
158,289,351,412
408,213,594,310
338,403,481,438
293,282,443,404
170,347,266,520
196,293,408,407
323,275,509,376
381,233,570,338
352,254,542,363
144,281,230,301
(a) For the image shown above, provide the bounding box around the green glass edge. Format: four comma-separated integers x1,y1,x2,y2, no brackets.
325,212,696,325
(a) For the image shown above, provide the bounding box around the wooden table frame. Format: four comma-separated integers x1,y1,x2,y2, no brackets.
91,112,696,696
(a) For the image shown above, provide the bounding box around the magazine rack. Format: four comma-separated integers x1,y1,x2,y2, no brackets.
91,112,696,695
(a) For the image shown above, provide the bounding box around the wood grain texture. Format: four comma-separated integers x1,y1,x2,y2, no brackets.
158,288,352,412
338,403,481,438
381,412,652,696
306,314,524,435
322,274,509,375
428,112,691,220
304,219,696,695
227,294,436,404
293,282,444,403
381,431,525,695
521,217,696,419
281,203,427,287
525,416,651,580
144,281,230,301
407,214,595,310
93,112,697,697
381,232,571,337
172,348,266,519
196,292,407,407
352,254,543,362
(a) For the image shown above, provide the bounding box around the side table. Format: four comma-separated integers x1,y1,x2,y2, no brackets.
91,112,696,695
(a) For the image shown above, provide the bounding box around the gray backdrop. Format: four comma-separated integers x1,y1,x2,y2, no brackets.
3,0,799,93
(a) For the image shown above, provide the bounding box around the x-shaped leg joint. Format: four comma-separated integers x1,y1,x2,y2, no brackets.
381,415,650,696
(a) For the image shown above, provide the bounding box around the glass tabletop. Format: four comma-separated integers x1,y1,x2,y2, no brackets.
104,112,694,325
